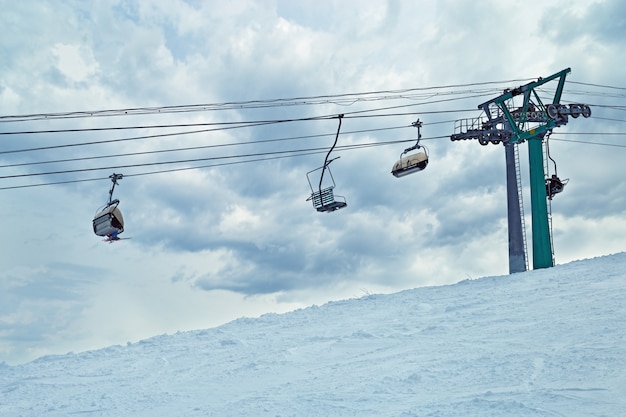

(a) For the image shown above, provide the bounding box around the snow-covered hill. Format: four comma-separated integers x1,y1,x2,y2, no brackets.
2,253,626,416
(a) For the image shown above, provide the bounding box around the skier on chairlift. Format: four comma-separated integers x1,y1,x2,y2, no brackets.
544,131,568,201
93,173,126,242
546,174,565,200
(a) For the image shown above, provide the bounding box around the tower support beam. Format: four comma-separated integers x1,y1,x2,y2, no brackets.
528,137,553,269
505,143,527,273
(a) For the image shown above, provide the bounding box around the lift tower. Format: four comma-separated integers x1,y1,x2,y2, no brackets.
451,68,591,272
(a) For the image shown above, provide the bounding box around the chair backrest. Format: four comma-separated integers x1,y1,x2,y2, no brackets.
312,186,337,209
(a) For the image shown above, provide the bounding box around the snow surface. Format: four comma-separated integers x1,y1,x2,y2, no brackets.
1,253,626,417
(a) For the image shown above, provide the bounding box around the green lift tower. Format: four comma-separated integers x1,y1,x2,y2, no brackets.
451,68,591,272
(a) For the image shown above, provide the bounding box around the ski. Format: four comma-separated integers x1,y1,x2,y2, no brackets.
103,237,132,243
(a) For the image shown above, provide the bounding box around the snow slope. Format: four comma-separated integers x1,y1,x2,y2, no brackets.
2,253,626,417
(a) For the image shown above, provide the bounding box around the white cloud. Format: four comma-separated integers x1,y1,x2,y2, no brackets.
51,43,99,83
0,0,624,364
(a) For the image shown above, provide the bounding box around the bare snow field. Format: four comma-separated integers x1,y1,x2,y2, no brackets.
2,252,625,416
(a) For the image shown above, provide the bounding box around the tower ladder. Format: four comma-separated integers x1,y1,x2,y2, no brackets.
514,143,529,270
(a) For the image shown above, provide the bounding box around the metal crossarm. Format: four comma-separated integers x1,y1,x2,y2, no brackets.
478,68,572,144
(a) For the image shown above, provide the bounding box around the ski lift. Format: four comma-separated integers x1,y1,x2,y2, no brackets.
544,131,568,200
392,119,429,177
306,115,347,213
93,173,125,238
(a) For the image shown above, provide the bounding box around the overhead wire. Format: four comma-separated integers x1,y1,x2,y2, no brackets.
0,92,491,179
0,91,490,137
0,77,624,192
0,113,474,159
0,78,535,123
0,136,448,181
0,85,518,194
0,151,328,191
550,137,626,148
1,131,622,191
0,108,481,160
1,124,623,184
0,125,411,168
0,96,491,192
0,137,451,190
567,80,626,91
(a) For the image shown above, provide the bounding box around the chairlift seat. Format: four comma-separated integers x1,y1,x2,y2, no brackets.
545,175,568,200
93,204,125,236
310,186,347,212
392,151,428,178
306,160,347,213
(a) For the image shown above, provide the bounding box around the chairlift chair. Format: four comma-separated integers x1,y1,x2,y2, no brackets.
306,161,347,213
93,200,125,236
544,131,568,201
306,115,347,213
93,173,125,237
391,150,428,177
392,119,429,178
545,174,568,200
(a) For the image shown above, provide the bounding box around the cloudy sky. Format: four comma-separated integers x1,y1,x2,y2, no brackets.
1,0,625,364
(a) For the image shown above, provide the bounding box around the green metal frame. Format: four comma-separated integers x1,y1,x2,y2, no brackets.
479,68,571,269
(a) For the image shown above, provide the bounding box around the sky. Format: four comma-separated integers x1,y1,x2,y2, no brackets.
1,0,625,365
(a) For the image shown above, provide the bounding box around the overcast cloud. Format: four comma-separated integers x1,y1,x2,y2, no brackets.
1,0,625,364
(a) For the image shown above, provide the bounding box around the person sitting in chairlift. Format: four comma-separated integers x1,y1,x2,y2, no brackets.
546,174,564,200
